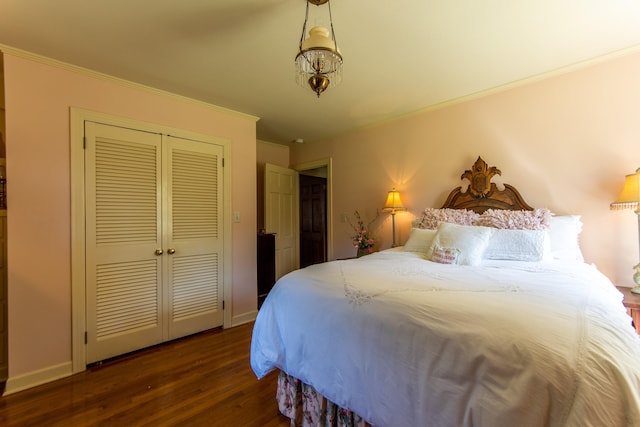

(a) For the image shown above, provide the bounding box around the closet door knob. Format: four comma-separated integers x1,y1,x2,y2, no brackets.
167,248,176,255
155,249,164,255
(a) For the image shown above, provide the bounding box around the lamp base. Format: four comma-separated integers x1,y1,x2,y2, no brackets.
632,263,640,293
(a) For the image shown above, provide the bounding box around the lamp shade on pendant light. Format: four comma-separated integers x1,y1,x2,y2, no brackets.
295,0,343,97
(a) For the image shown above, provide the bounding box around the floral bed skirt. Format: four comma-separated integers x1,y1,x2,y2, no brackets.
277,371,373,427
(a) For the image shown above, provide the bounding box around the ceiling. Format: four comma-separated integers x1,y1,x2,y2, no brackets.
2,1,640,145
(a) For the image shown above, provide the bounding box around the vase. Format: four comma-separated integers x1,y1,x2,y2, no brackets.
357,247,369,258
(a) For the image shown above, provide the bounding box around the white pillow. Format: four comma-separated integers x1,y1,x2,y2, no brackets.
484,229,548,261
403,228,437,254
427,223,494,266
548,215,584,262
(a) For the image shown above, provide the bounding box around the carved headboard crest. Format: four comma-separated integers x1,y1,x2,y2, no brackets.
441,156,533,214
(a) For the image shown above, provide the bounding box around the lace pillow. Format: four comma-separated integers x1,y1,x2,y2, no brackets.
484,229,548,261
413,208,480,230
403,228,437,254
427,223,494,266
474,208,551,230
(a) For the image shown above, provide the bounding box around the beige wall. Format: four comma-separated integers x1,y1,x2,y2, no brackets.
2,51,258,383
4,44,640,390
291,50,640,286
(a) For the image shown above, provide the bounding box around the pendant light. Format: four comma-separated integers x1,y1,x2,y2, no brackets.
295,0,343,97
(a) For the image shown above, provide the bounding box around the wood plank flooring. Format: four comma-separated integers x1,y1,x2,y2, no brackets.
0,322,290,427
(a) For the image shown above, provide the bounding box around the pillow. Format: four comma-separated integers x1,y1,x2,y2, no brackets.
474,208,551,230
548,215,584,262
483,229,548,261
412,208,480,230
427,223,494,266
403,228,437,254
431,246,460,264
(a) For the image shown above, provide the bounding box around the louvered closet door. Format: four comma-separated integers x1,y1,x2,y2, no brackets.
165,136,224,339
85,125,225,364
85,122,163,363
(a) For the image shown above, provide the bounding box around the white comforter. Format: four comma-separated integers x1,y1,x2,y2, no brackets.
251,250,640,427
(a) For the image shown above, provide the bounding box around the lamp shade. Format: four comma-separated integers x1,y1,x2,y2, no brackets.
611,168,640,211
383,189,405,212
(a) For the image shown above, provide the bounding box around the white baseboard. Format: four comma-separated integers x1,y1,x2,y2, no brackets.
231,310,257,327
3,361,73,396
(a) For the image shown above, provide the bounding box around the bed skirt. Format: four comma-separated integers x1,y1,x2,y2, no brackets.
277,371,373,427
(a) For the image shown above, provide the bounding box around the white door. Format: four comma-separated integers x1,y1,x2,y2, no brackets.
165,136,224,339
85,122,224,363
264,163,299,280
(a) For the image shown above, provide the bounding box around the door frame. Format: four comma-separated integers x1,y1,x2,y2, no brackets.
293,158,333,262
70,107,232,373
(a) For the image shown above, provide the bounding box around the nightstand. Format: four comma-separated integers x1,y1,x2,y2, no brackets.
616,286,640,334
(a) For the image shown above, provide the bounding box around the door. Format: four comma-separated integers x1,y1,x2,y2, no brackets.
299,174,327,267
85,122,224,363
264,163,299,280
165,136,224,339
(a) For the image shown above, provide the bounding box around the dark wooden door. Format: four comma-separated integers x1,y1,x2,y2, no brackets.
299,175,327,268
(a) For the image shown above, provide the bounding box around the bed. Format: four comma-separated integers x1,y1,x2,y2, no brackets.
250,157,640,427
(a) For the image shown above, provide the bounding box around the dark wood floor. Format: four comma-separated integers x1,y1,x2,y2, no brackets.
0,322,290,426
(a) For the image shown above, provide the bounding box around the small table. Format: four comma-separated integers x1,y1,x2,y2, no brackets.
616,286,640,334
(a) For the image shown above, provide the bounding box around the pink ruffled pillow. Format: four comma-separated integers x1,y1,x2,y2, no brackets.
473,208,551,230
413,208,480,230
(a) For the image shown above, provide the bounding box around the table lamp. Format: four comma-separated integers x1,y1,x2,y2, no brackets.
610,168,640,293
383,188,406,247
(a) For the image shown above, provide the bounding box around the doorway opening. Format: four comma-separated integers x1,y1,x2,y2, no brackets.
299,173,327,268
294,159,333,265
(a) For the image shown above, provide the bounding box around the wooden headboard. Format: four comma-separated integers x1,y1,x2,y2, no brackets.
441,156,533,214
